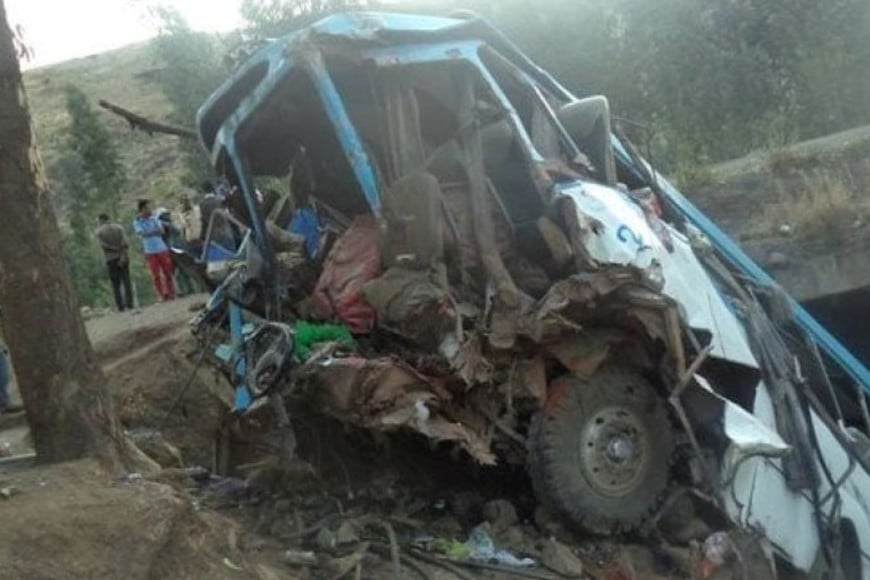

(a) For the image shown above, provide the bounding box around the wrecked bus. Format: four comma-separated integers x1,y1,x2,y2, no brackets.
192,11,870,577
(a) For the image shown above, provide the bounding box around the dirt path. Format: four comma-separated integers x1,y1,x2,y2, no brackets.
86,294,206,356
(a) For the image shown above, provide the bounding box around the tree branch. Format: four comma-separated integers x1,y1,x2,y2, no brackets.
98,99,197,140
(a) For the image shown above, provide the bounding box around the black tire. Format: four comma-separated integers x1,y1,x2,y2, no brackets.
529,366,674,534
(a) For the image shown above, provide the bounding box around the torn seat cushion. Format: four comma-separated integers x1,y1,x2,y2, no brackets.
310,215,382,333
380,171,444,270
362,266,456,350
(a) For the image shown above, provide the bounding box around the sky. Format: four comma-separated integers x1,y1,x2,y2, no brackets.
6,0,245,69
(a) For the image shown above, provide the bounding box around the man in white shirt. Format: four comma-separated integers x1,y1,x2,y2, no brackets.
178,194,203,254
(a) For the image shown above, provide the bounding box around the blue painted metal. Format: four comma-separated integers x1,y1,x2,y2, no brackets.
309,12,462,38
197,40,296,158
611,140,870,393
229,302,252,412
227,138,277,291
305,52,382,214
204,242,237,263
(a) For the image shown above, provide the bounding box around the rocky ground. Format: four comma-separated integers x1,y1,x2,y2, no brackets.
0,296,748,580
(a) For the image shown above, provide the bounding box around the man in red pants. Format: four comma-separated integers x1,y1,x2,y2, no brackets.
133,199,176,301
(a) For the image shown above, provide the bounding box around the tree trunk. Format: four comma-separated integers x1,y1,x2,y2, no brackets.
0,1,138,466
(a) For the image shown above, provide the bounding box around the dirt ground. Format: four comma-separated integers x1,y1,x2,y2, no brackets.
0,296,732,580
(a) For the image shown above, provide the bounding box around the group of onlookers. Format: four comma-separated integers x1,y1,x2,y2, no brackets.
94,180,226,310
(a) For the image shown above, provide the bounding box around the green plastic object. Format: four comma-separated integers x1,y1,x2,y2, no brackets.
293,321,355,359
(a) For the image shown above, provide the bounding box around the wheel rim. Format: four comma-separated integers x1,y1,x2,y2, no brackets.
579,405,649,497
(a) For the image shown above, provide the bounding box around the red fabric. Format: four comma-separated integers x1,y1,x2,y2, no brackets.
311,215,382,333
145,251,175,300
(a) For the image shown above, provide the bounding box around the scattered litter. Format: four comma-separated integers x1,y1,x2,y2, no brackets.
434,538,471,560
541,538,584,578
0,485,18,499
117,472,143,484
316,520,360,551
694,531,734,579
282,549,317,567
436,523,536,568
703,531,732,564
222,557,244,571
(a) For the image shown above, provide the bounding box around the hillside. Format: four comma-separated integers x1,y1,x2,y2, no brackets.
23,41,190,213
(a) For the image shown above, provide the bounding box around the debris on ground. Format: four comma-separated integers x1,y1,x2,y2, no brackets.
541,538,584,578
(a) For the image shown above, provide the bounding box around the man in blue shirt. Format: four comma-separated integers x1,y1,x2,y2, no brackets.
133,200,176,301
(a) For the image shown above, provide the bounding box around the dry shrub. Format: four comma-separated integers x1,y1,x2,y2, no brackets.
768,147,805,175
674,163,716,191
763,175,855,244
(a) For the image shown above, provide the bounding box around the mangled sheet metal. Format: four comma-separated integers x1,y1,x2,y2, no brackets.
559,182,758,369
296,346,495,464
193,11,870,576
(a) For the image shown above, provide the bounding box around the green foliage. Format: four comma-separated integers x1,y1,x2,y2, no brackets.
64,86,126,216
61,226,111,310
673,162,715,192
240,0,369,37
451,0,870,171
59,85,131,308
151,7,227,185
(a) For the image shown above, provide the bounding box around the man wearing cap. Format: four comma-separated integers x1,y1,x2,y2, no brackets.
133,199,176,301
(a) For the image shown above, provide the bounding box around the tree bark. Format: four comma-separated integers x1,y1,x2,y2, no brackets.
0,1,140,467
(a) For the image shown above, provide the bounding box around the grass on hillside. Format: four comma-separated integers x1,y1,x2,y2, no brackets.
24,41,193,216
760,173,864,245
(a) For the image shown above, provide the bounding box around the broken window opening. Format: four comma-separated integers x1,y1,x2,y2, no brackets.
327,56,548,225
200,62,270,154
323,55,559,295
478,47,585,177
235,65,369,219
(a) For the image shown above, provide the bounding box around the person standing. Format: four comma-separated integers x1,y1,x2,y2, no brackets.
0,344,22,415
178,194,203,256
95,213,134,312
198,180,223,240
157,208,195,297
133,200,175,301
